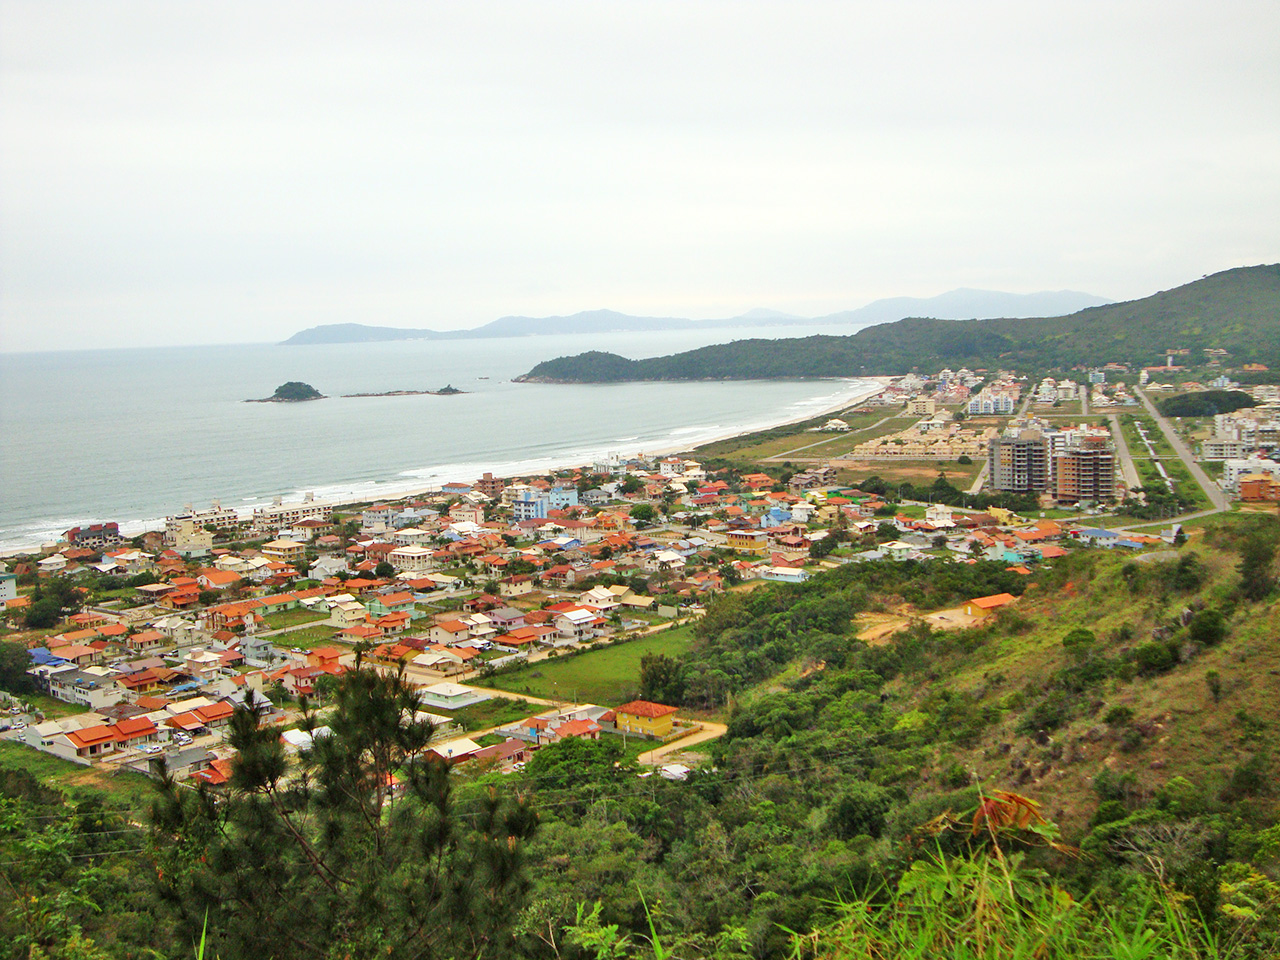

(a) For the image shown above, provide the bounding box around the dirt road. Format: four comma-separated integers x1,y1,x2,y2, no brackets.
636,721,728,765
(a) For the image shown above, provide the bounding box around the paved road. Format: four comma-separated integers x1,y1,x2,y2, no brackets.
1108,414,1143,493
966,460,988,496
1135,387,1229,512
636,721,728,765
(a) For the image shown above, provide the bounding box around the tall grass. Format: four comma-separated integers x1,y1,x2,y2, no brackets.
786,852,1221,960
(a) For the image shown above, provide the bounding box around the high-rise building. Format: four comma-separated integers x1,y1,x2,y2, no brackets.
475,472,505,499
988,430,1049,493
1055,436,1117,502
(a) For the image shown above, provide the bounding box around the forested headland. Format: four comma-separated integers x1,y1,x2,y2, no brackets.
516,264,1280,382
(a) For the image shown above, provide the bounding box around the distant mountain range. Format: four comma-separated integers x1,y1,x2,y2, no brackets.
279,289,1114,345
514,265,1280,382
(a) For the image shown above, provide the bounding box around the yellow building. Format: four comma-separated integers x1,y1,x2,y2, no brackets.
261,539,306,562
614,700,679,738
727,530,768,555
962,593,1016,619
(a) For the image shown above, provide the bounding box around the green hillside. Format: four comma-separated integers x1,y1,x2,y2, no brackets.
517,264,1280,381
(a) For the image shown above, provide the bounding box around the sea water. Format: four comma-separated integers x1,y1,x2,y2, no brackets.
0,324,876,550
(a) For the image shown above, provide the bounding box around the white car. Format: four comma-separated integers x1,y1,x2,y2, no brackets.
142,744,163,754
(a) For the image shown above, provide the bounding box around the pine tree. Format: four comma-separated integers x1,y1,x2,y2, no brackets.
151,666,537,960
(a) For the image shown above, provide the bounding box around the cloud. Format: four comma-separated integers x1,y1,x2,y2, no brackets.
2,1,1278,351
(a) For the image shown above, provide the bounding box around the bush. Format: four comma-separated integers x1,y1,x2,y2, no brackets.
1016,690,1073,733
1134,642,1177,676
1104,706,1135,727
1187,609,1227,646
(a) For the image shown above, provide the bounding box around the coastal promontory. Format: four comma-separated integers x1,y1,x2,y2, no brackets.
514,265,1280,383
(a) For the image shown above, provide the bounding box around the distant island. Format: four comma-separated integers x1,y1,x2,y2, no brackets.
513,265,1280,383
341,385,465,398
278,289,1113,346
247,381,325,402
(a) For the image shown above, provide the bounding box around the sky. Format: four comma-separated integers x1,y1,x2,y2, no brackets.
2,1,1278,353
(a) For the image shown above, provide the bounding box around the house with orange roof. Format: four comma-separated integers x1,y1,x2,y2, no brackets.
196,568,242,591
614,700,679,738
96,622,129,640
366,591,419,619
47,644,101,667
428,619,471,645
499,625,556,648
554,718,601,741
962,593,1018,619
306,647,345,670
338,623,383,643
126,629,167,654
191,757,235,788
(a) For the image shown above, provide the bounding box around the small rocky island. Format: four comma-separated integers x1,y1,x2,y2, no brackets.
341,385,466,398
247,381,326,403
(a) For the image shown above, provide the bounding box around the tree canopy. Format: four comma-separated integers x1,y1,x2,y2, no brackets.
150,668,537,960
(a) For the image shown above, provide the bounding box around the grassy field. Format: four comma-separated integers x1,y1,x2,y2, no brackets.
24,693,93,718
263,607,330,630
275,625,341,649
435,696,540,732
485,625,697,705
835,459,983,488
696,409,895,462
0,739,156,808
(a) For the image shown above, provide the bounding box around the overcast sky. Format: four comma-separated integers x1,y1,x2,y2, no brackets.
2,1,1278,352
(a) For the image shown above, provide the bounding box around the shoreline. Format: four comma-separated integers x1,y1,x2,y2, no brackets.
0,377,889,557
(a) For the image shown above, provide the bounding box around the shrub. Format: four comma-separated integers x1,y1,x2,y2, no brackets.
1104,706,1135,727
1188,609,1227,646
1016,690,1073,733
1205,670,1222,703
1134,641,1177,676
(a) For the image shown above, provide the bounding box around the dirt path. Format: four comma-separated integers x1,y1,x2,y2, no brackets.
855,613,910,645
636,721,728,765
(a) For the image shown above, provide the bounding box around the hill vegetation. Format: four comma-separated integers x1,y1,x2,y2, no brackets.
516,264,1280,381
3,514,1277,958
1158,389,1256,418
247,381,325,402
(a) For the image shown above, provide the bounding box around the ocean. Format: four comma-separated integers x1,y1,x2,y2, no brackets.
0,324,878,551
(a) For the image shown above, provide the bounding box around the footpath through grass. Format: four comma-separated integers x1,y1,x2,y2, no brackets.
484,625,697,706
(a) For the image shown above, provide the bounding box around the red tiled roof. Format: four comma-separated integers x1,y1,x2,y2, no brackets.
615,700,678,719
969,593,1016,609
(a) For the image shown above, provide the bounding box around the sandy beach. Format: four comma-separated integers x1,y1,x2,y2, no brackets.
2,377,890,556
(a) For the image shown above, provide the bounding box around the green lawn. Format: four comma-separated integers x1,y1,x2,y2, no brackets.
277,625,341,649
484,626,696,706
263,607,329,629
24,693,93,718
434,697,539,732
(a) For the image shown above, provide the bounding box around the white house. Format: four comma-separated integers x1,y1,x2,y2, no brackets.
554,607,606,642
388,545,434,574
